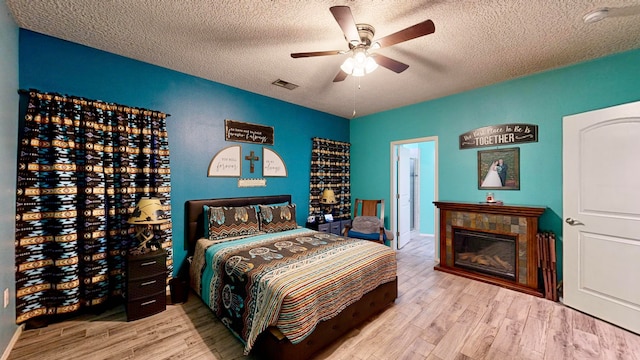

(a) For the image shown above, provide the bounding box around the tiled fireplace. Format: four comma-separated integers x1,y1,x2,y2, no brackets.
433,201,546,297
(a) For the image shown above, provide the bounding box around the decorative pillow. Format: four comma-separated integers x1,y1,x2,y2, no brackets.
206,205,260,240
258,203,298,233
203,205,210,238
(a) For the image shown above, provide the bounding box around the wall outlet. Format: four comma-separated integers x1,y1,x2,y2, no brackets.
3,288,8,308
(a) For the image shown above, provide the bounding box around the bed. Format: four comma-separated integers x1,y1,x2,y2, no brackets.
185,195,398,360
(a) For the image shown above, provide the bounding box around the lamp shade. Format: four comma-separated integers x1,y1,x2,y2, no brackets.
320,189,337,205
128,197,168,224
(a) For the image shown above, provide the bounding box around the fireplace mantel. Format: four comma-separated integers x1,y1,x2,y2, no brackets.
433,201,546,218
434,201,546,297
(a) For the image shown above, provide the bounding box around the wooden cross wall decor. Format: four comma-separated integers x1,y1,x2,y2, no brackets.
245,150,259,173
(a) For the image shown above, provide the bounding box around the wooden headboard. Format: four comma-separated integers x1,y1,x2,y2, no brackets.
184,194,292,255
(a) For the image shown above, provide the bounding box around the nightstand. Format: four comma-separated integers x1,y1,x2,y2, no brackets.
307,219,352,235
126,249,167,321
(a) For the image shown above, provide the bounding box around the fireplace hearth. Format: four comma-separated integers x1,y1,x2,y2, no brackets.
434,201,546,297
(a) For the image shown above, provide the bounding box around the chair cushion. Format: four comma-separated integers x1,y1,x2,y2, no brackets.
351,216,383,233
347,230,386,241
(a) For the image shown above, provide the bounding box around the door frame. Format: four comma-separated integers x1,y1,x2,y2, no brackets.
409,148,421,237
390,136,439,254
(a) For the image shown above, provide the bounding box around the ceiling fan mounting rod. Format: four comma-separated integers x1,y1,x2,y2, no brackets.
350,23,375,48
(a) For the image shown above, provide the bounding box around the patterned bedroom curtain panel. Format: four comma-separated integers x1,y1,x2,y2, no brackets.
309,137,351,220
15,90,172,325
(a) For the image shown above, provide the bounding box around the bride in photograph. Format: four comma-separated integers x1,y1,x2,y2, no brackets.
481,160,503,187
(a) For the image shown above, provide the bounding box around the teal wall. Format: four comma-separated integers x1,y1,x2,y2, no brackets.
351,48,640,281
18,30,349,278
0,0,19,353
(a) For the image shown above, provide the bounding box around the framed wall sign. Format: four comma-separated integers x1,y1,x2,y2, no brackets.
478,147,520,190
208,145,241,177
225,119,274,145
460,123,538,149
262,148,287,177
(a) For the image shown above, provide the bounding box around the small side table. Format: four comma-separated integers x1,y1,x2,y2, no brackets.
126,249,167,321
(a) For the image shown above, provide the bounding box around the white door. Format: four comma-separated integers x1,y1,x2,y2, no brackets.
563,101,640,334
397,146,411,249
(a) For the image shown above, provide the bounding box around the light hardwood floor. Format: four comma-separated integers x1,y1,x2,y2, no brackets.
8,235,640,360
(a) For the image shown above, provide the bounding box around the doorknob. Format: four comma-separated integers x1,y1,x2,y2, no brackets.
565,217,584,226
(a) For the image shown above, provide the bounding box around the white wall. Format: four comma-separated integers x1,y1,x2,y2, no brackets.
0,0,19,355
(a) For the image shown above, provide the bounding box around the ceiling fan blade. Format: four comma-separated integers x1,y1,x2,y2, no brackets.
291,50,343,58
330,6,360,44
608,5,640,17
373,20,435,49
333,70,348,82
372,54,409,73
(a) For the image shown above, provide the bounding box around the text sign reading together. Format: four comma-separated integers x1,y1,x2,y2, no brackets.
459,123,538,149
225,119,274,145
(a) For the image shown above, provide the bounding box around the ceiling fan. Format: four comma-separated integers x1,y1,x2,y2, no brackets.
291,6,435,82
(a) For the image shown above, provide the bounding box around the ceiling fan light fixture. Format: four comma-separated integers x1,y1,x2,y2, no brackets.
340,48,378,77
364,56,378,73
340,57,355,74
354,50,367,64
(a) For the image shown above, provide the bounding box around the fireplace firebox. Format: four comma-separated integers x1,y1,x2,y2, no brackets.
453,229,516,281
434,201,546,297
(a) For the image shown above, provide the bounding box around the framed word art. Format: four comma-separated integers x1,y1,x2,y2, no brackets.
225,120,274,145
460,124,538,149
208,145,241,177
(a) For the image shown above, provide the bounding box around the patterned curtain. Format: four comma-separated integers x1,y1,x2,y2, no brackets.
309,137,351,220
15,90,172,325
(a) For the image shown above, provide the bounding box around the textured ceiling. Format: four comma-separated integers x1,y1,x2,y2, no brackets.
7,0,640,119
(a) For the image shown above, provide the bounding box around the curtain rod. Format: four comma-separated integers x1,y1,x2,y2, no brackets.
17,89,171,117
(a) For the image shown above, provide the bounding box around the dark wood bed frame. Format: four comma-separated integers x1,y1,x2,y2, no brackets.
185,195,398,360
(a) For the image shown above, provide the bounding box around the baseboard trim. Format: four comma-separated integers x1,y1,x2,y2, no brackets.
1,324,23,360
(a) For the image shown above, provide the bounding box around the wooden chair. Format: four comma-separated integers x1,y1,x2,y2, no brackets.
343,199,386,243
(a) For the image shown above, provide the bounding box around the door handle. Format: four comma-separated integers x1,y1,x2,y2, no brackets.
565,217,584,226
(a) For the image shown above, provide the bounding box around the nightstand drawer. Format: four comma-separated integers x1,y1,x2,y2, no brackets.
126,290,166,321
330,222,341,235
316,223,331,233
128,251,166,280
127,273,166,301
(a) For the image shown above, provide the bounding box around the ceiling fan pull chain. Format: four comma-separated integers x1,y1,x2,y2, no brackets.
352,77,358,118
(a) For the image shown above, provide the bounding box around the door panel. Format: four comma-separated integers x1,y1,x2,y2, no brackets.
563,101,640,334
580,121,640,216
579,232,640,306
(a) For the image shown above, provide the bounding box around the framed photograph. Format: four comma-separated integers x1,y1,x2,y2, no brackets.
477,147,520,190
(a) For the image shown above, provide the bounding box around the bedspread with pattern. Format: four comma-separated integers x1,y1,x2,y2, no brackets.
190,227,397,354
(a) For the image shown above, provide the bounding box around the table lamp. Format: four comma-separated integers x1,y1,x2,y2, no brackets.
320,189,338,216
128,197,169,252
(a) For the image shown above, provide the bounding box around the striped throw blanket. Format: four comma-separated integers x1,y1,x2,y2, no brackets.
191,228,397,355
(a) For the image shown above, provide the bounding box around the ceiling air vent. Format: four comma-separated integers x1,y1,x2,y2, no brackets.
272,79,299,90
